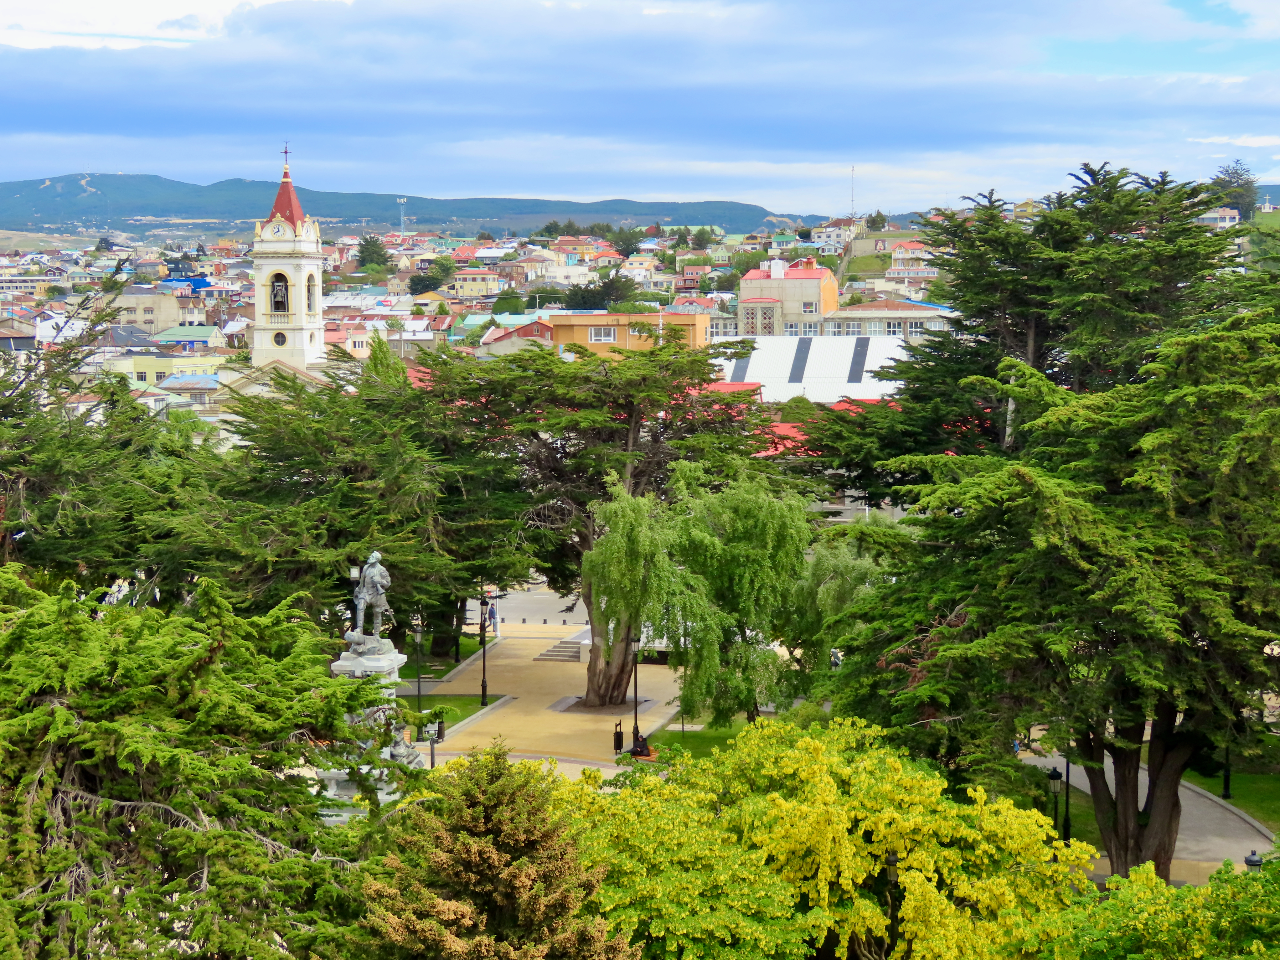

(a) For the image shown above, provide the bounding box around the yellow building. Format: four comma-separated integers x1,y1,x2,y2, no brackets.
101,350,230,386
446,268,505,297
547,312,709,355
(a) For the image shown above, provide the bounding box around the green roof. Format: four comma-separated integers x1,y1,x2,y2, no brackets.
152,325,223,341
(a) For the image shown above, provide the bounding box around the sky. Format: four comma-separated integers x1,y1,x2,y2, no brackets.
2,0,1280,214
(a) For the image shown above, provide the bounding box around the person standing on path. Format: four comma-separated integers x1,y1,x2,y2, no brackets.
488,597,499,637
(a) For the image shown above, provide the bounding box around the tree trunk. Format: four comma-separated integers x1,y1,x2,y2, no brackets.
581,580,635,706
1079,700,1194,881
426,597,466,658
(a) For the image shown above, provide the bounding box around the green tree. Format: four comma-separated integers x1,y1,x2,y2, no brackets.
691,227,713,250
841,317,1280,880
410,330,763,705
609,228,646,259
526,285,566,309
565,284,609,310
491,290,525,315
359,235,391,268
475,230,495,242
599,272,638,304
865,210,887,231
1023,859,1280,959
409,273,435,295
714,270,739,291
157,342,532,651
357,746,638,960
1211,159,1259,220
536,220,564,237
0,567,392,958
571,720,1092,960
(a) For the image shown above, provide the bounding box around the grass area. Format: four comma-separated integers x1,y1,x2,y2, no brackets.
402,694,497,738
1053,784,1105,854
650,718,750,758
1183,771,1280,831
845,253,891,276
399,633,483,680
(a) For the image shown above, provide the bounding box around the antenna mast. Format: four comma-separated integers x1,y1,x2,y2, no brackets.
851,164,855,218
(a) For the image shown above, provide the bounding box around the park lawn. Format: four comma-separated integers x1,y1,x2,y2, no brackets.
1055,784,1105,855
650,718,750,758
399,632,483,680
1182,771,1280,832
402,694,496,738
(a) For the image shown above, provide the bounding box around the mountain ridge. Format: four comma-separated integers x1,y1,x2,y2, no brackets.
0,173,829,234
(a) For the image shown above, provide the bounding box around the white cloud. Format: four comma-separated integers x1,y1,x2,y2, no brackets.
1190,134,1280,146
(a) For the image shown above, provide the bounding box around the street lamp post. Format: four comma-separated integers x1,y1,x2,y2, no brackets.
1223,744,1233,800
1047,766,1063,833
630,636,641,751
479,596,489,707
414,626,423,739
1062,759,1073,843
1245,850,1264,873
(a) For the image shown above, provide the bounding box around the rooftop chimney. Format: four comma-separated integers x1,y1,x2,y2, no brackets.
769,259,785,280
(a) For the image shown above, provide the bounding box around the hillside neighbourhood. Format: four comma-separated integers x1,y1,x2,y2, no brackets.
0,165,1255,419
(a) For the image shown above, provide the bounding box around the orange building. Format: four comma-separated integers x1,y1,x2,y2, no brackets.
547,312,710,355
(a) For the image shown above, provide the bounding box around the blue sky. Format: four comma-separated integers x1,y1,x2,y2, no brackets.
2,0,1280,214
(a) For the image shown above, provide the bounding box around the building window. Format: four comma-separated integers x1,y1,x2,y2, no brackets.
192,393,207,405
908,320,925,336
270,273,289,313
825,322,843,336
710,321,722,337
742,306,758,322
722,321,739,336
867,321,885,336
125,307,136,315
802,301,817,314
784,322,799,336
742,319,757,335
588,327,617,342
926,319,948,331
844,321,862,335
135,371,147,382
887,320,903,336
761,319,775,335
352,340,365,349
143,308,154,316
274,332,287,346
802,321,819,336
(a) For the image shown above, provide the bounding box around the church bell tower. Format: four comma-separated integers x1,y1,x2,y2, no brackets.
251,159,327,371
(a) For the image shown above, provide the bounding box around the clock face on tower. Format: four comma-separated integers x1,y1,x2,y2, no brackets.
267,221,293,239
301,222,315,239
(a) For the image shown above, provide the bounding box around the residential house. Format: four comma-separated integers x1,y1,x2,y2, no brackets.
547,312,709,355
151,325,228,350
446,268,506,298
884,242,938,282
733,258,840,336
476,319,555,356
115,286,188,335
101,349,230,385
820,300,954,339
1195,207,1241,230
675,264,714,295
323,320,373,359
812,218,863,247
1009,199,1045,221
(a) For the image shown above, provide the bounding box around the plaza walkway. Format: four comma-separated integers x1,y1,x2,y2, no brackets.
419,621,682,766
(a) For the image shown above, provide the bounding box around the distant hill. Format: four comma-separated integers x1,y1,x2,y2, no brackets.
0,173,829,235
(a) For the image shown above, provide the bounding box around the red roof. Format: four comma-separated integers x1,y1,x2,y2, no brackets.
266,165,306,228
741,268,830,280
702,381,762,396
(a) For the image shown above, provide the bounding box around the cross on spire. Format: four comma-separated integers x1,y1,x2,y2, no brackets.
281,142,291,168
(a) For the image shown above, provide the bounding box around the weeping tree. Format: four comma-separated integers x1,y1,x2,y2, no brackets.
581,472,815,720
0,564,402,958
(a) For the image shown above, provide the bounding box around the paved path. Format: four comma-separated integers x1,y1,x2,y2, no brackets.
1022,751,1273,882
420,622,682,764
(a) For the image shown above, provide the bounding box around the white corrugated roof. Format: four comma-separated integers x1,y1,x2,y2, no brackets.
711,335,905,404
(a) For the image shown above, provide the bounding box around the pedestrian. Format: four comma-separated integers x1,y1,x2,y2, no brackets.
488,597,499,637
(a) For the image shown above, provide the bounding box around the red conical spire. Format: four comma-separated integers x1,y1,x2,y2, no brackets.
266,162,305,228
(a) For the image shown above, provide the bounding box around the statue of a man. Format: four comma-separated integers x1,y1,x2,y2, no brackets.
353,551,393,639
